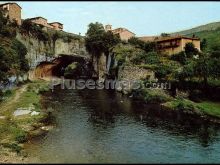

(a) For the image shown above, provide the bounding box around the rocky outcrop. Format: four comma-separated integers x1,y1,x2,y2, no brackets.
118,65,156,82
16,32,89,69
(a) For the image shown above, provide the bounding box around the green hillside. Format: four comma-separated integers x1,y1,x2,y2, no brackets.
172,21,220,36
172,21,220,51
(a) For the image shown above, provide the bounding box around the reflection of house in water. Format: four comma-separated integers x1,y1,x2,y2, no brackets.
139,35,201,55
105,24,135,41
0,2,22,25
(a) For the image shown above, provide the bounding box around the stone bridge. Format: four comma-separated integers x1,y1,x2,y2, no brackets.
31,54,92,79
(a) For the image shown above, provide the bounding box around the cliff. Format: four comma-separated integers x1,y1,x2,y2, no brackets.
16,31,90,69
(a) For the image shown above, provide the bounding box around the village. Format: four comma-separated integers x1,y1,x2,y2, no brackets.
0,2,201,56
1,1,220,164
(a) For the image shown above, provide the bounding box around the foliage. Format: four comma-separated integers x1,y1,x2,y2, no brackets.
132,88,172,103
184,42,199,58
184,26,220,52
85,22,106,58
201,38,207,51
50,30,81,43
0,10,29,88
85,22,120,58
20,19,49,42
64,62,82,78
102,30,120,54
170,51,187,65
128,37,156,53
160,33,170,37
11,39,29,72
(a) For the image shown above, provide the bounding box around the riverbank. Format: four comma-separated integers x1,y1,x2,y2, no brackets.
0,80,52,163
128,87,220,124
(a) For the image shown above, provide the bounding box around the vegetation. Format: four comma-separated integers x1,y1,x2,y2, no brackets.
132,88,173,104
0,81,50,154
64,62,82,78
0,9,29,93
85,22,120,59
196,101,220,118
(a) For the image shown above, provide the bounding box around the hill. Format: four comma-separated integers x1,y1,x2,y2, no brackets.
172,21,220,50
171,21,220,36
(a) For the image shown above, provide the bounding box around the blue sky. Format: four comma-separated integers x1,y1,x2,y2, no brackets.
2,1,220,36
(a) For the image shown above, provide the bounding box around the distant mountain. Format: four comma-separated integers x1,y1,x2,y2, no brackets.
172,21,220,50
171,21,220,36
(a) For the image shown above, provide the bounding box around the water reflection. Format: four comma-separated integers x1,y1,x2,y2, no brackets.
29,87,220,163
77,89,220,148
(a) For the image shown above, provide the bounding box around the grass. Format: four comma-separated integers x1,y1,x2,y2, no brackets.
163,98,220,119
0,89,16,102
132,88,173,104
0,80,50,151
196,101,220,118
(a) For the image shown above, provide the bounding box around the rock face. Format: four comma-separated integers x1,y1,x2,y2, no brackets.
118,65,156,82
16,32,90,69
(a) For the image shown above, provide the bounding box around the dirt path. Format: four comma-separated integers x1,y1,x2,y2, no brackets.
0,84,28,114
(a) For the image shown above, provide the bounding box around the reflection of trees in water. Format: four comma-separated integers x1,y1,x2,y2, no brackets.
44,87,220,148
131,101,220,147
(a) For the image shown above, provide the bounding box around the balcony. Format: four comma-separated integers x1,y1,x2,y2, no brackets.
157,41,180,49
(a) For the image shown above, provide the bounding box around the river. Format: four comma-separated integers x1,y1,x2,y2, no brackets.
26,87,220,163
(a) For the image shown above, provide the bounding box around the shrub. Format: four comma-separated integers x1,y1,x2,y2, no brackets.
170,51,187,65
132,88,172,103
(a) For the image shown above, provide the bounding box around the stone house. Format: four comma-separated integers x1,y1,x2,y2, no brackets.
156,36,200,55
105,24,135,41
139,35,200,55
0,2,22,25
27,17,53,29
26,17,63,31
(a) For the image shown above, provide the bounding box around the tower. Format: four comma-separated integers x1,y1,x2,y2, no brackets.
105,24,112,31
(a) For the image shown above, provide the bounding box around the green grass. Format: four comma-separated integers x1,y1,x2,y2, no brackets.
0,89,16,102
163,98,220,118
0,80,50,149
196,101,220,118
133,88,173,104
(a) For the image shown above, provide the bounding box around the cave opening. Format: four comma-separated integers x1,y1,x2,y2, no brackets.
34,55,93,79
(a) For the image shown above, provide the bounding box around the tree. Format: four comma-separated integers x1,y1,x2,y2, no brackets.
85,22,106,59
85,22,120,58
128,37,156,53
11,39,29,72
161,33,170,37
201,38,207,51
194,53,210,85
102,30,120,55
170,51,187,65
128,37,145,49
184,42,199,58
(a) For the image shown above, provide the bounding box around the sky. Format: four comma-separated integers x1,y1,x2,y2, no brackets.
2,1,220,36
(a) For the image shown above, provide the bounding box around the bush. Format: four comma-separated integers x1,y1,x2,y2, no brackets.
3,143,22,153
132,88,172,104
170,51,187,65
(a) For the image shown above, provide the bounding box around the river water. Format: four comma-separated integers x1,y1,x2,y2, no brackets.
26,87,220,163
